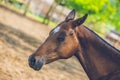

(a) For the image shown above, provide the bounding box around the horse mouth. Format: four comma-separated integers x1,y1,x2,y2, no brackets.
28,52,58,70
28,56,47,71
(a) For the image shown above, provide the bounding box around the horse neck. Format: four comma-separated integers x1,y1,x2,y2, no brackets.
74,25,120,80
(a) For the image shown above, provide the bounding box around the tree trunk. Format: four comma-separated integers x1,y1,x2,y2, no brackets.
43,1,57,24
23,0,31,16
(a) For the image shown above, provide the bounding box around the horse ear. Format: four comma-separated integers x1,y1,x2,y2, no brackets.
72,14,88,28
65,9,76,21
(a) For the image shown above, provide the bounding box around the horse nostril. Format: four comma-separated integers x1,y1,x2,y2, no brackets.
29,56,36,67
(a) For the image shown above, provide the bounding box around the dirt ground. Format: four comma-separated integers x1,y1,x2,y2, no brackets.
0,4,88,80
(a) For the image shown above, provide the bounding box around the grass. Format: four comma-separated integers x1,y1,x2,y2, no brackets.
27,12,57,27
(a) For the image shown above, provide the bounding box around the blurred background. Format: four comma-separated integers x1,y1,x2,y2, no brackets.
0,0,120,80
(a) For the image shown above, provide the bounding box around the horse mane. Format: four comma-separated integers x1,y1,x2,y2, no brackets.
85,26,120,52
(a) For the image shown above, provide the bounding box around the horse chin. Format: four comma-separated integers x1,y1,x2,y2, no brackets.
45,52,59,64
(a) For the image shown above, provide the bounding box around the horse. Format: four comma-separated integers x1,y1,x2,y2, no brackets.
28,10,120,80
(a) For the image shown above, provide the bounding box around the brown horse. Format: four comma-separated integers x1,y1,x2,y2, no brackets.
28,10,120,80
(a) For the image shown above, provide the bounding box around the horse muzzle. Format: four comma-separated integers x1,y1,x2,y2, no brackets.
28,55,46,71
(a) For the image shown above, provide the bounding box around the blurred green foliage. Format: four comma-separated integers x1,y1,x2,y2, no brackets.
58,0,120,33
1,0,119,33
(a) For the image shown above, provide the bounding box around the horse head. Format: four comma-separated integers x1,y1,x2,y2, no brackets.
28,10,88,70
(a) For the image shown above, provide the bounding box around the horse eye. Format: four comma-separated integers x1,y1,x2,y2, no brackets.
57,32,66,42
57,36,65,42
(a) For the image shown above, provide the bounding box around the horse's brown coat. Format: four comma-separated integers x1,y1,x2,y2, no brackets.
75,26,120,80
29,10,120,80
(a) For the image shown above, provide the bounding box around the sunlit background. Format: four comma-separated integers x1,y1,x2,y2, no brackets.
0,0,120,80
1,0,120,32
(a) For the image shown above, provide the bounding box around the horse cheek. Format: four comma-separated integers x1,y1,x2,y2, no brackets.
58,42,74,58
